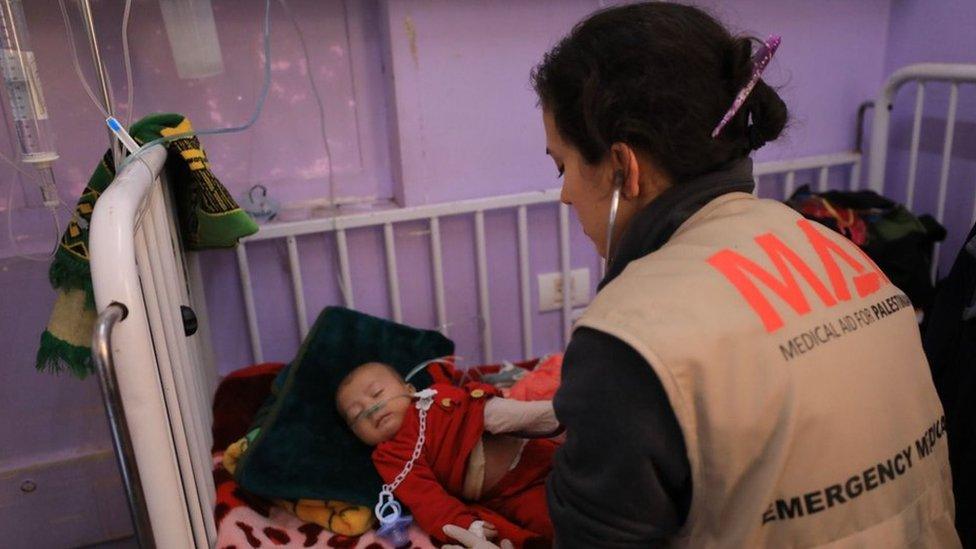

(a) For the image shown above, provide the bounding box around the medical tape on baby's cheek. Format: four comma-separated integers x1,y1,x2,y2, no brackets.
351,393,411,425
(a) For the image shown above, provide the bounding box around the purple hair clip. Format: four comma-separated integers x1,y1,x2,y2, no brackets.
711,34,782,138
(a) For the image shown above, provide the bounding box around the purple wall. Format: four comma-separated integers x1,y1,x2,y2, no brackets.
1,0,394,544
885,0,976,68
6,0,965,544
382,0,892,207
206,0,896,373
878,0,976,274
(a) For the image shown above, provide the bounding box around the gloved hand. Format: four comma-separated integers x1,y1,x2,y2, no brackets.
467,520,498,541
442,524,514,549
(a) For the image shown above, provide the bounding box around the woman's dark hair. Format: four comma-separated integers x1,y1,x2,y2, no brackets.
531,2,788,182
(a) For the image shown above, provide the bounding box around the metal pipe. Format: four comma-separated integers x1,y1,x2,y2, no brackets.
383,223,402,323
474,211,492,363
335,229,355,308
286,235,309,338
140,197,210,545
753,152,861,178
905,83,925,210
783,171,796,199
429,217,448,336
849,160,861,191
854,101,874,153
817,167,829,193
236,243,263,363
77,0,121,167
92,302,156,548
932,83,959,282
517,206,532,359
868,63,976,194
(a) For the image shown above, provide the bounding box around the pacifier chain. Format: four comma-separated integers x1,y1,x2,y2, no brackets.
374,388,437,546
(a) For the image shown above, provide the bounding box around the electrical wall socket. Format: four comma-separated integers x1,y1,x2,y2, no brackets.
538,268,590,311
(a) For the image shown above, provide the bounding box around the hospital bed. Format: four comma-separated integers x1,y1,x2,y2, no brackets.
88,62,976,547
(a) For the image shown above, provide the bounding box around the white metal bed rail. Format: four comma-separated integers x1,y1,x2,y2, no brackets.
90,145,216,548
867,63,976,277
233,152,862,368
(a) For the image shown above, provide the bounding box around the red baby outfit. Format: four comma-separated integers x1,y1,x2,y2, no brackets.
371,383,554,548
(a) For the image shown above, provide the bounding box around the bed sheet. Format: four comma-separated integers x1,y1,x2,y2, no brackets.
214,452,434,548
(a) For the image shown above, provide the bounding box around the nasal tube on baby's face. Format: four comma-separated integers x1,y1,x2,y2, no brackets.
358,400,386,422
351,392,415,429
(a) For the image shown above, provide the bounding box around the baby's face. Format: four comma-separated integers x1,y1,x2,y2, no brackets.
336,363,413,446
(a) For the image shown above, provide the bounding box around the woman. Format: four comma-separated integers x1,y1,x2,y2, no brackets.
446,3,957,548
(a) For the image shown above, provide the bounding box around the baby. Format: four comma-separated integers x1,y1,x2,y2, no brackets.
336,362,560,548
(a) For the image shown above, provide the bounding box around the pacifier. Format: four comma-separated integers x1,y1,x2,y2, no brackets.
375,490,413,547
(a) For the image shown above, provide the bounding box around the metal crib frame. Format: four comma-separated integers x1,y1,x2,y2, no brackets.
868,63,976,278
233,151,861,368
88,63,976,547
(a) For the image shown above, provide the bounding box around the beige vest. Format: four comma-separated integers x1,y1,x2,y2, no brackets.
578,193,959,548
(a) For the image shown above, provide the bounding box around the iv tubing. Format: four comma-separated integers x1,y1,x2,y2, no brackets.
122,0,134,126
277,0,335,206
5,182,60,262
58,0,107,118
116,0,273,171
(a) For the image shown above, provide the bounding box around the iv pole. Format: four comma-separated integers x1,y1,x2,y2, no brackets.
78,0,122,168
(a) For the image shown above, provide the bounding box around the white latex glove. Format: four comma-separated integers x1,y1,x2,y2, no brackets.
468,520,499,540
442,524,514,549
484,398,560,436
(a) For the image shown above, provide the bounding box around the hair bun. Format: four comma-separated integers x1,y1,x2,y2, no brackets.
746,79,787,150
724,36,787,150
532,3,789,181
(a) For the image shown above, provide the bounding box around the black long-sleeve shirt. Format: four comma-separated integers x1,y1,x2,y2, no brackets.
548,328,691,548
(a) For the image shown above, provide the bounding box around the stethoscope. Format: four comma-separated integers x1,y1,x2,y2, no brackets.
603,170,623,276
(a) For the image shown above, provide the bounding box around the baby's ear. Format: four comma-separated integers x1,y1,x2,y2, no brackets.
406,383,416,394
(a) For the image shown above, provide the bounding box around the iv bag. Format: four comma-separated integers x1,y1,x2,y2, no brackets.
0,0,57,165
159,0,224,79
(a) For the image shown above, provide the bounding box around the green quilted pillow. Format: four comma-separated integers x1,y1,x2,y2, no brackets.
234,306,453,506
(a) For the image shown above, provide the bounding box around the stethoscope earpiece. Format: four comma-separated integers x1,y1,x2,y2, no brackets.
604,171,624,275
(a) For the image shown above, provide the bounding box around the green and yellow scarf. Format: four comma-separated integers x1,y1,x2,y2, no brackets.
36,113,258,378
